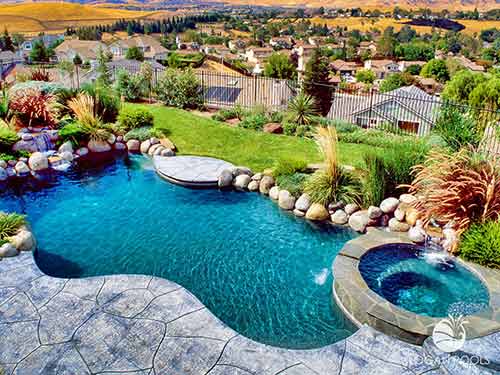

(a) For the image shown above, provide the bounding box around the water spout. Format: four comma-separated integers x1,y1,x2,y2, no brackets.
33,133,54,153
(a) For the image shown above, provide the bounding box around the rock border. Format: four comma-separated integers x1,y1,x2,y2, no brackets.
0,223,36,259
332,229,500,346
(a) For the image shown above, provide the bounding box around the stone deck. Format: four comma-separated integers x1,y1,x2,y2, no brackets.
154,156,234,188
0,252,498,374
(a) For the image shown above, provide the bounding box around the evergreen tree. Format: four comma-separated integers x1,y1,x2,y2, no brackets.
303,48,333,115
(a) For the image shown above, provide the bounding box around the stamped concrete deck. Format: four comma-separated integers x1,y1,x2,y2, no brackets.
1,252,498,374
154,156,234,188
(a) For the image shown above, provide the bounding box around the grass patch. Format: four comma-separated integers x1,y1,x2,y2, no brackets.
128,104,375,171
0,212,26,240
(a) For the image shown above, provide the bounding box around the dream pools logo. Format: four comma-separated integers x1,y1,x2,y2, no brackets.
432,315,468,353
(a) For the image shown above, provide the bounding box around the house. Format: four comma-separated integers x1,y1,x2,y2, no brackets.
20,34,63,58
109,35,168,62
269,37,294,50
398,60,426,72
228,39,247,51
245,47,274,64
0,51,22,79
416,77,443,95
364,59,400,79
359,41,377,55
203,44,231,56
453,55,485,72
331,59,360,78
55,40,107,63
327,85,441,136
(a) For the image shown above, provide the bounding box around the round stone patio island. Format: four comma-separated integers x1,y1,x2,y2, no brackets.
154,155,234,188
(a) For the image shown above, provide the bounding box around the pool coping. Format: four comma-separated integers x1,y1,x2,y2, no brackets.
332,228,500,346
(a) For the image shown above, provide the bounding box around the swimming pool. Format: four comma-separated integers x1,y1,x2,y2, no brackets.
0,154,357,349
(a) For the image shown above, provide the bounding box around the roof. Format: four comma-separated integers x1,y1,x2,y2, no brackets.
369,59,397,68
331,59,359,71
106,59,165,72
0,50,17,62
111,35,167,58
55,40,105,61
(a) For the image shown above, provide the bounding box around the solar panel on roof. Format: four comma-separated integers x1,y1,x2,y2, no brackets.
205,86,242,103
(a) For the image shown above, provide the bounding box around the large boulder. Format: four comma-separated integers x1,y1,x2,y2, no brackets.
259,175,275,195
126,140,140,152
394,206,406,222
148,144,163,156
58,141,73,154
405,208,420,226
218,169,233,189
349,210,370,233
0,160,7,169
107,134,116,145
15,161,30,175
263,123,283,134
388,218,410,232
233,174,251,190
231,166,253,177
380,197,400,214
0,242,18,257
248,180,259,191
409,221,426,243
88,140,111,153
331,209,349,225
28,152,49,171
150,137,160,145
344,203,360,215
114,142,126,151
0,167,7,181
293,208,305,217
269,186,280,200
160,149,175,157
60,151,74,162
140,140,151,154
295,193,311,212
251,173,263,181
368,206,383,220
305,203,329,221
9,229,36,252
278,190,296,210
76,147,89,157
160,138,176,151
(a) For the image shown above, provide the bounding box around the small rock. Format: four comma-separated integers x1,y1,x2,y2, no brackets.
9,229,36,252
251,173,263,181
379,214,390,227
28,152,49,171
388,218,410,232
231,166,253,177
152,146,165,156
140,140,151,154
233,174,251,190
58,141,73,154
60,151,74,162
0,167,7,181
368,206,383,219
305,203,329,221
328,201,345,212
344,203,359,215
88,140,111,153
116,135,123,142
114,142,126,151
331,209,348,225
278,190,296,210
21,133,33,141
127,140,141,152
107,134,116,145
14,161,30,175
248,180,259,191
349,210,370,232
380,197,400,214
160,149,175,157
409,225,426,243
0,242,18,257
394,207,406,222
295,194,311,212
148,144,163,156
218,169,233,189
150,137,160,145
405,208,420,226
7,160,16,167
263,123,283,134
269,186,280,200
19,157,28,163
259,175,275,195
76,147,89,157
0,160,6,169
6,167,15,177
293,208,305,217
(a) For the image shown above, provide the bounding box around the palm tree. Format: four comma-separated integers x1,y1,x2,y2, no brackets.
287,92,318,126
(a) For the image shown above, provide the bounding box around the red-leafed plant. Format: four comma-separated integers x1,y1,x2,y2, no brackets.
9,88,58,128
408,149,500,240
29,68,51,82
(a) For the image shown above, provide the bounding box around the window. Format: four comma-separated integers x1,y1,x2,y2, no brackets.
398,120,419,134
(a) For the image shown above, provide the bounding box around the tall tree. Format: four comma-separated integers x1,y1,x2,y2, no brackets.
303,48,332,115
264,53,296,80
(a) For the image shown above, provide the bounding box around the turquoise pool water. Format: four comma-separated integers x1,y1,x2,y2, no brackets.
359,244,490,317
0,154,357,349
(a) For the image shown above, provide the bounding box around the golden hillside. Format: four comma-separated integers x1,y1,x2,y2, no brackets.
0,3,165,34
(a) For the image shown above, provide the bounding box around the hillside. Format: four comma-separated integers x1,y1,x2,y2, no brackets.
0,3,171,34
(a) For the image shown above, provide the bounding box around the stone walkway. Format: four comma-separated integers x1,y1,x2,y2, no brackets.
0,252,497,375
154,156,234,188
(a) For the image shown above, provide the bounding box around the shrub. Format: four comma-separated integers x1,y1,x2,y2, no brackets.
9,88,58,128
334,121,359,134
0,127,19,153
80,82,120,123
434,105,482,152
124,127,155,142
115,70,146,101
155,68,203,109
68,94,110,142
0,212,26,240
273,158,308,177
286,93,318,126
460,221,500,268
304,127,361,205
0,153,16,162
276,173,308,197
59,122,88,146
363,152,386,206
29,68,51,82
118,107,154,130
409,149,500,241
239,113,268,131
212,105,246,122
9,81,63,95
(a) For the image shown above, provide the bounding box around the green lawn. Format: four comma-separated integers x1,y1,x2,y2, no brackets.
129,104,374,171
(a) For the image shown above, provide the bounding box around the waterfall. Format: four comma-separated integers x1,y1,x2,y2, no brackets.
33,133,54,153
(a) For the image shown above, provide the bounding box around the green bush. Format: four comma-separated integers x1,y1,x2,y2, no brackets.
211,105,247,122
276,173,308,197
434,105,482,152
273,158,308,177
333,121,359,134
59,122,88,146
460,221,500,268
0,127,19,153
363,152,386,206
155,68,203,109
0,212,26,240
80,82,120,123
115,69,146,101
0,153,16,162
304,169,362,205
338,128,412,148
118,107,154,130
124,127,155,142
239,113,268,131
